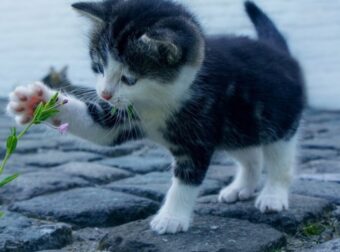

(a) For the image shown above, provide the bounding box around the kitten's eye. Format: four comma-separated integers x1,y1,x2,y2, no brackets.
121,75,138,86
92,63,104,76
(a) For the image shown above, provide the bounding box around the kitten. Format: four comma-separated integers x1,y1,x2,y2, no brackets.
7,0,305,234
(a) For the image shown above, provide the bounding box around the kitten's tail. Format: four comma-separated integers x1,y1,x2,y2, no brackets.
245,1,290,54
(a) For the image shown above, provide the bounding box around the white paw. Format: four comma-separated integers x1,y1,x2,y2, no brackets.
150,211,190,234
218,183,256,203
7,82,52,125
255,188,289,213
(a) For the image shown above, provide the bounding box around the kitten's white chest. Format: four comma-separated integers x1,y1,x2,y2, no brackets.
138,107,169,145
126,66,199,145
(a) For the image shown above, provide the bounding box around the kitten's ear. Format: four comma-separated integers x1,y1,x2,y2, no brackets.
60,66,69,78
72,2,106,23
49,66,57,75
140,34,182,65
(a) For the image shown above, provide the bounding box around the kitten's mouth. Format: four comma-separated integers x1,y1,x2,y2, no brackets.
107,97,130,110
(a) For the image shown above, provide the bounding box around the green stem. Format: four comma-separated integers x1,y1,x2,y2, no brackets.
0,152,11,175
0,122,33,175
0,97,61,177
17,122,34,140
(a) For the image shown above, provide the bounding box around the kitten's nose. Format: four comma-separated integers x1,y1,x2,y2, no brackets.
101,91,113,101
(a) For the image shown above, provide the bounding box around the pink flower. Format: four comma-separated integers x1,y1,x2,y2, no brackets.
58,123,69,135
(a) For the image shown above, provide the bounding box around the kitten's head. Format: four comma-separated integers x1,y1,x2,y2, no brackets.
72,0,204,108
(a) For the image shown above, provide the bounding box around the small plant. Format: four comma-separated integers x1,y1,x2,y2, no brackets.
0,92,68,216
127,104,135,120
302,223,325,236
110,104,136,120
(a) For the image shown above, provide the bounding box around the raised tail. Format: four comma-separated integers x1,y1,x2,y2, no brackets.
245,1,290,54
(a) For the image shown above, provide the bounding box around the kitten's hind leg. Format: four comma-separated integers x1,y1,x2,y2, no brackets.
255,136,297,213
219,147,263,203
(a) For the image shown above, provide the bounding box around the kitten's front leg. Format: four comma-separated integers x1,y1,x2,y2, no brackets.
150,177,199,234
150,154,209,234
7,82,141,146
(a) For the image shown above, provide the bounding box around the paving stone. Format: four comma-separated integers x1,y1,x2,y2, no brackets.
0,129,17,141
206,164,236,183
195,194,334,234
333,206,340,221
292,179,340,204
300,173,340,183
301,124,333,139
10,187,159,228
61,139,146,157
302,138,340,151
210,150,235,166
303,239,340,252
300,159,340,174
132,143,170,158
55,227,113,252
0,171,90,202
316,124,340,138
14,139,60,154
0,131,43,141
298,148,338,164
304,110,340,124
97,216,285,252
0,211,72,252
106,172,223,202
0,145,6,157
0,119,17,130
8,151,103,168
99,155,172,174
52,162,132,184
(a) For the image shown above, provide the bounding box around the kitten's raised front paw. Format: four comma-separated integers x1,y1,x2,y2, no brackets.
6,82,52,125
218,183,256,203
255,188,289,213
150,212,190,234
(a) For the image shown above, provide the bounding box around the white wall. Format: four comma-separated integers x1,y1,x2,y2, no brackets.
0,0,340,110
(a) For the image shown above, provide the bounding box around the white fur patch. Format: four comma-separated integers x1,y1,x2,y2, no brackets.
255,136,297,212
150,178,199,234
128,67,198,143
96,57,123,100
219,147,263,203
255,184,289,212
56,94,122,145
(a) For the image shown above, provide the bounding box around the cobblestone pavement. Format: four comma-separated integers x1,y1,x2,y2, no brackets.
0,98,340,252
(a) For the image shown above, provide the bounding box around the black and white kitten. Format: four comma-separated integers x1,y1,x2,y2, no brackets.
7,0,305,234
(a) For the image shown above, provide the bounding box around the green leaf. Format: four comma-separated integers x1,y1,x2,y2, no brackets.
127,104,135,119
45,92,59,109
303,223,325,236
50,92,59,105
11,127,16,136
33,103,44,123
6,136,18,155
0,173,19,187
0,211,4,218
6,128,18,155
39,109,59,122
32,93,61,124
111,107,117,116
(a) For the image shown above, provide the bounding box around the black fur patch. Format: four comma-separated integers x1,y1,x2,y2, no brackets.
78,0,203,82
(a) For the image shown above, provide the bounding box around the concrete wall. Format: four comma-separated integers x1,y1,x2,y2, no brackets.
0,0,339,109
